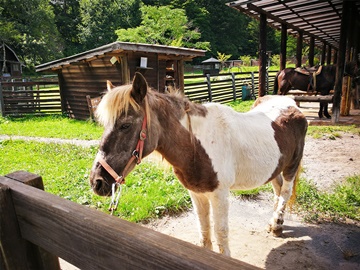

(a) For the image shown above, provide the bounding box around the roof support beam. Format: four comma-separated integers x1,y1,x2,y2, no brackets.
296,31,303,68
280,23,287,70
333,0,351,123
258,13,267,97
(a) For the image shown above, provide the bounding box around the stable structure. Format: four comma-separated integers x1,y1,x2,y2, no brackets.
36,42,205,120
0,43,23,79
202,57,221,75
228,0,360,122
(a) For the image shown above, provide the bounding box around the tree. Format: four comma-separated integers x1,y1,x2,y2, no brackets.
0,0,63,69
115,5,210,50
217,51,231,69
78,0,142,51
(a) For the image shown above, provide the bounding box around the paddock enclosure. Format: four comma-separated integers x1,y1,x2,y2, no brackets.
0,171,257,270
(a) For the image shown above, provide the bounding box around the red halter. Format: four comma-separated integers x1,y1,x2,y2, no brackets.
98,113,147,184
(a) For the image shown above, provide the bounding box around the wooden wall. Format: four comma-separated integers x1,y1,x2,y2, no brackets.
59,57,123,120
59,53,183,120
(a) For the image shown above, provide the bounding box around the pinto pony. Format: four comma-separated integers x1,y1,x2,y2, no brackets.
90,72,308,256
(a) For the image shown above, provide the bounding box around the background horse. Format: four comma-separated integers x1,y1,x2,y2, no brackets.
273,63,358,118
90,72,308,256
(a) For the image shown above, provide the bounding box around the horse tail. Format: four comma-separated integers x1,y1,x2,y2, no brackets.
273,71,279,95
288,162,302,210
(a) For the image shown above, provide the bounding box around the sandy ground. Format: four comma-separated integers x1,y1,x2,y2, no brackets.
141,133,360,270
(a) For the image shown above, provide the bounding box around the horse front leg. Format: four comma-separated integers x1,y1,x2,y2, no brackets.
318,102,324,118
189,191,212,250
209,190,230,256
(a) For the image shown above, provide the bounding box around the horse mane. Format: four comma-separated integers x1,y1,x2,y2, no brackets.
95,83,149,127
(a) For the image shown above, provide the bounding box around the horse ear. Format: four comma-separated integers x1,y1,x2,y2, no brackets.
106,80,115,91
132,72,148,103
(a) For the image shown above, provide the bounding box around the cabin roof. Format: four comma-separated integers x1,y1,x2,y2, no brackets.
35,42,206,72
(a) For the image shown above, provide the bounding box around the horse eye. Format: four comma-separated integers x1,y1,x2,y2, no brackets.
120,123,131,130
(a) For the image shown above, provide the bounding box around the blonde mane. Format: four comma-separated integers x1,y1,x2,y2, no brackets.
95,84,141,127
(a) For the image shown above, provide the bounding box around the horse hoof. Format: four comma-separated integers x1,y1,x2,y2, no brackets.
266,224,283,237
271,227,283,237
325,115,331,119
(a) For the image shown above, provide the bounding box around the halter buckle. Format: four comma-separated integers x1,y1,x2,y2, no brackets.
139,129,147,141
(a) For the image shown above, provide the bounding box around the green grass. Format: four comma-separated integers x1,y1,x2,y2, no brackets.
0,139,190,222
0,114,103,140
295,176,360,222
307,125,360,139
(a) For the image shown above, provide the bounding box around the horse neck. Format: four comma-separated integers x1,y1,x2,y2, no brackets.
152,98,218,192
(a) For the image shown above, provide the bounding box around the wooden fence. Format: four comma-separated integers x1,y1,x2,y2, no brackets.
0,70,278,117
0,80,62,117
184,71,278,103
0,171,258,270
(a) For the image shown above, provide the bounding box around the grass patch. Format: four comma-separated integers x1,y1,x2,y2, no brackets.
226,99,255,113
307,125,360,139
295,176,360,222
0,114,103,140
0,139,190,222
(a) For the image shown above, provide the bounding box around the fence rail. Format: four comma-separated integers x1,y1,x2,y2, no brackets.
0,171,257,270
0,80,62,117
184,71,278,103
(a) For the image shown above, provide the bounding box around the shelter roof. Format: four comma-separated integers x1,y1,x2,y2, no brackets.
36,42,206,72
202,57,221,63
227,0,360,50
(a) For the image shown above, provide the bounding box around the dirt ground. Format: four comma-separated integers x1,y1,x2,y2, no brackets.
141,103,360,270
58,102,360,269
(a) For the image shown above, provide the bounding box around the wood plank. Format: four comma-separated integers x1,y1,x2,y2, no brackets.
0,184,30,270
0,176,258,270
292,95,333,102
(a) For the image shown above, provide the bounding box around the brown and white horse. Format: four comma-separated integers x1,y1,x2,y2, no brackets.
90,72,308,256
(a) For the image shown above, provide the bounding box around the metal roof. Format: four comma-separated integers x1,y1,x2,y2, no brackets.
227,0,360,50
36,42,206,72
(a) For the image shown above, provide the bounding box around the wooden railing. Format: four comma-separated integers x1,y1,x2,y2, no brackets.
0,171,258,270
0,80,62,117
184,71,278,103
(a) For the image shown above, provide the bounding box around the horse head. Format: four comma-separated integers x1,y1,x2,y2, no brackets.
90,72,159,196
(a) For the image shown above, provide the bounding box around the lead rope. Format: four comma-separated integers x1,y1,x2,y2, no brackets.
109,183,122,215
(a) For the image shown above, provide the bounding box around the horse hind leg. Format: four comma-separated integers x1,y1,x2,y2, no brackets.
267,167,299,236
189,191,213,251
323,102,331,119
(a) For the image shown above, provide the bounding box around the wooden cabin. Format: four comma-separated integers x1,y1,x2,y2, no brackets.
35,42,205,120
0,44,23,79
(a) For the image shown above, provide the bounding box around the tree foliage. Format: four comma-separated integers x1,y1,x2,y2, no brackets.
116,5,210,50
0,0,63,68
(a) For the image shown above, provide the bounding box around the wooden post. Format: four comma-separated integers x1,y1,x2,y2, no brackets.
0,184,30,270
206,74,212,102
231,72,236,101
4,171,60,270
258,13,267,97
0,82,5,117
321,43,326,65
333,0,351,123
309,37,315,67
296,31,303,68
280,24,287,70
